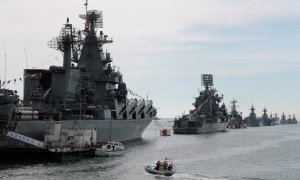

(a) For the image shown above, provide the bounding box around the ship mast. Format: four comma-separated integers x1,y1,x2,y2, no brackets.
84,0,88,14
201,74,214,119
4,43,7,89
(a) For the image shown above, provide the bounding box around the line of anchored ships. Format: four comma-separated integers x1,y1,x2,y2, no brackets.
172,74,297,134
0,2,297,161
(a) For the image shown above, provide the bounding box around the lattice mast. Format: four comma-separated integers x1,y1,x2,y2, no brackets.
48,18,82,68
201,74,214,118
230,99,239,113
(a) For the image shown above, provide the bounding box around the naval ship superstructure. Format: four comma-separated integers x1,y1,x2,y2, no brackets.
173,74,228,134
280,113,287,125
261,107,273,126
270,113,280,125
245,105,260,127
0,4,156,152
227,99,246,129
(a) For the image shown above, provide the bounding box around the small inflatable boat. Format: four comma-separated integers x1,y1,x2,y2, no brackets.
144,161,175,176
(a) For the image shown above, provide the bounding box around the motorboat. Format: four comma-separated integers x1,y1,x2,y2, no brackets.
95,141,125,157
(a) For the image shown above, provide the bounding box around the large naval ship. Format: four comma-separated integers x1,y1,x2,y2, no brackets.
245,105,261,127
280,113,287,124
227,99,246,129
270,113,280,125
261,107,273,126
173,74,228,134
0,3,157,154
287,114,297,124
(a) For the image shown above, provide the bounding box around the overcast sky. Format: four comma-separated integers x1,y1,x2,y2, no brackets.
0,0,300,118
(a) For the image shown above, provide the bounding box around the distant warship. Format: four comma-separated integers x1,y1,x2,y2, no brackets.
0,2,157,156
270,113,279,125
292,114,298,124
261,107,273,126
227,99,246,129
280,113,287,125
287,114,297,124
173,74,228,134
245,105,261,127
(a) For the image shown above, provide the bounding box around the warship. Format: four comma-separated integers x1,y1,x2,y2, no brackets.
292,114,298,124
280,113,287,125
227,99,246,129
287,114,297,124
245,105,261,127
0,2,157,157
270,113,280,125
173,74,228,134
261,107,273,126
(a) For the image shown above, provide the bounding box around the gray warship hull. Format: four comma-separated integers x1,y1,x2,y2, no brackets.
0,118,152,149
173,122,228,134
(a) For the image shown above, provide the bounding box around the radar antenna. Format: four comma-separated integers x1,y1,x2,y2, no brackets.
230,99,239,112
47,18,82,64
79,10,103,30
201,74,214,87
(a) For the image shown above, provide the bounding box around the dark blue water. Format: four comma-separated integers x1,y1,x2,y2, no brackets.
1,119,300,180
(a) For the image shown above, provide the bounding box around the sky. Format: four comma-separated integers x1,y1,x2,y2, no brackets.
0,0,299,118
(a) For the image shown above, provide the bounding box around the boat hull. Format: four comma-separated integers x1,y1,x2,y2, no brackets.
144,164,175,176
173,122,228,134
95,149,124,157
0,118,152,149
0,148,95,162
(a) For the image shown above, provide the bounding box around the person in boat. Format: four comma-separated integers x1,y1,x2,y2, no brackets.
155,160,160,170
167,163,173,171
163,160,168,170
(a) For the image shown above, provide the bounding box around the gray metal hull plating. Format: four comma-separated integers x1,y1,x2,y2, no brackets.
173,122,228,134
12,119,152,144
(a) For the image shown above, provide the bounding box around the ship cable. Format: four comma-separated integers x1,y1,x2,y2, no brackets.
153,120,164,130
153,120,171,136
